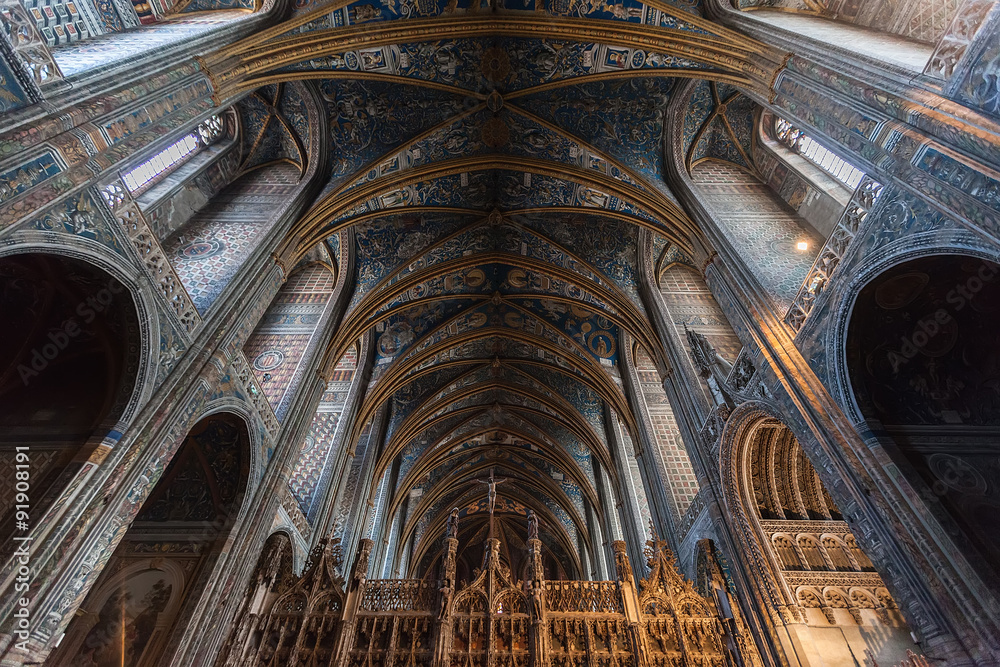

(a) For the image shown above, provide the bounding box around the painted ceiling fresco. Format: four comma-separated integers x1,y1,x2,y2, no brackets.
237,82,312,175
288,0,703,24
682,79,757,173
209,0,775,570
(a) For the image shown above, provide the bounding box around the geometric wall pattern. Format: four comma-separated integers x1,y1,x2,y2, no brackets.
691,161,821,313
659,263,743,368
634,347,698,522
166,162,301,314
289,346,357,515
243,263,335,420
736,0,961,45
52,12,249,76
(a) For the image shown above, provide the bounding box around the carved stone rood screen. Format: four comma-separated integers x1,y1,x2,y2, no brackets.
217,516,762,665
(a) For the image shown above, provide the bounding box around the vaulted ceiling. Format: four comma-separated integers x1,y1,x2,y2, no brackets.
215,0,775,571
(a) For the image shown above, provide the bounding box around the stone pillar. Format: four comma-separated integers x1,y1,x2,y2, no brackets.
374,457,402,576
612,540,647,667
433,512,459,667
336,399,389,569
604,405,648,574
334,538,373,667
616,335,683,549
312,330,374,537
527,536,547,664
594,460,626,573
586,501,609,579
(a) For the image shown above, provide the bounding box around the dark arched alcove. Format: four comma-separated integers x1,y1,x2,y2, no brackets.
0,253,140,550
47,412,251,666
846,255,1000,587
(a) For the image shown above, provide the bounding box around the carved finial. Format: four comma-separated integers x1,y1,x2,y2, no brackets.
644,520,671,566
612,540,634,584
352,538,373,587
685,326,714,376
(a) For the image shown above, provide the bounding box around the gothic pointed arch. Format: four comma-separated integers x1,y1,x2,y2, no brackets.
845,253,1000,591
719,401,916,665
47,411,253,666
0,252,144,552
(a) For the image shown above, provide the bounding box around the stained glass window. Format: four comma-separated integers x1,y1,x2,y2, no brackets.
120,115,225,195
773,117,865,189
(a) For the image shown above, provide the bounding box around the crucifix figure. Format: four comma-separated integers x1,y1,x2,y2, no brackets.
475,468,507,538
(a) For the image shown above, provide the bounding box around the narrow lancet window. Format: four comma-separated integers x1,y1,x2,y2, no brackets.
119,115,225,195
773,117,865,189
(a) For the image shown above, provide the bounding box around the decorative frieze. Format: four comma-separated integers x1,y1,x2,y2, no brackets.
232,351,281,438
105,182,201,333
786,177,884,331
926,0,996,80
0,0,62,88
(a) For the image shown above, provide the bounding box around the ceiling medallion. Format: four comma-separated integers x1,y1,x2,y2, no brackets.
587,331,616,358
481,116,509,148
487,89,504,113
481,46,511,83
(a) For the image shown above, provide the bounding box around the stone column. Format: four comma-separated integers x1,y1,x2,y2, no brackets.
616,335,683,550
604,405,648,574
312,330,375,537
527,536,546,664
433,534,458,667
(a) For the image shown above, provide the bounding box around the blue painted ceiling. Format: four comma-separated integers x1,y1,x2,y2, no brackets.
243,0,756,567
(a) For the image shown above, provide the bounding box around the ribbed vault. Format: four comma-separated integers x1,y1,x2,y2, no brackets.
204,0,784,575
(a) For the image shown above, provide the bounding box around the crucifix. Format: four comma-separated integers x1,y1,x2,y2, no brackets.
475,467,507,539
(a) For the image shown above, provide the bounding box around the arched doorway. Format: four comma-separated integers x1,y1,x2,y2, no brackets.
0,253,141,551
47,412,251,666
846,254,1000,589
723,409,919,665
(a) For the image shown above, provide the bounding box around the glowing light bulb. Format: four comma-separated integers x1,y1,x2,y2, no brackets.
796,241,809,251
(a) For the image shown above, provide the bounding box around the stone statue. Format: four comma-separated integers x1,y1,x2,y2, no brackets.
446,507,459,539
527,510,539,541
438,584,453,620
530,581,543,617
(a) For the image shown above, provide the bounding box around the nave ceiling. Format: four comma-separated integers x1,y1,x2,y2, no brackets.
5,0,1000,661
211,0,777,570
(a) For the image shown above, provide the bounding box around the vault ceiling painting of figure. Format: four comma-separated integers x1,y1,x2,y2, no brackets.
191,0,780,574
